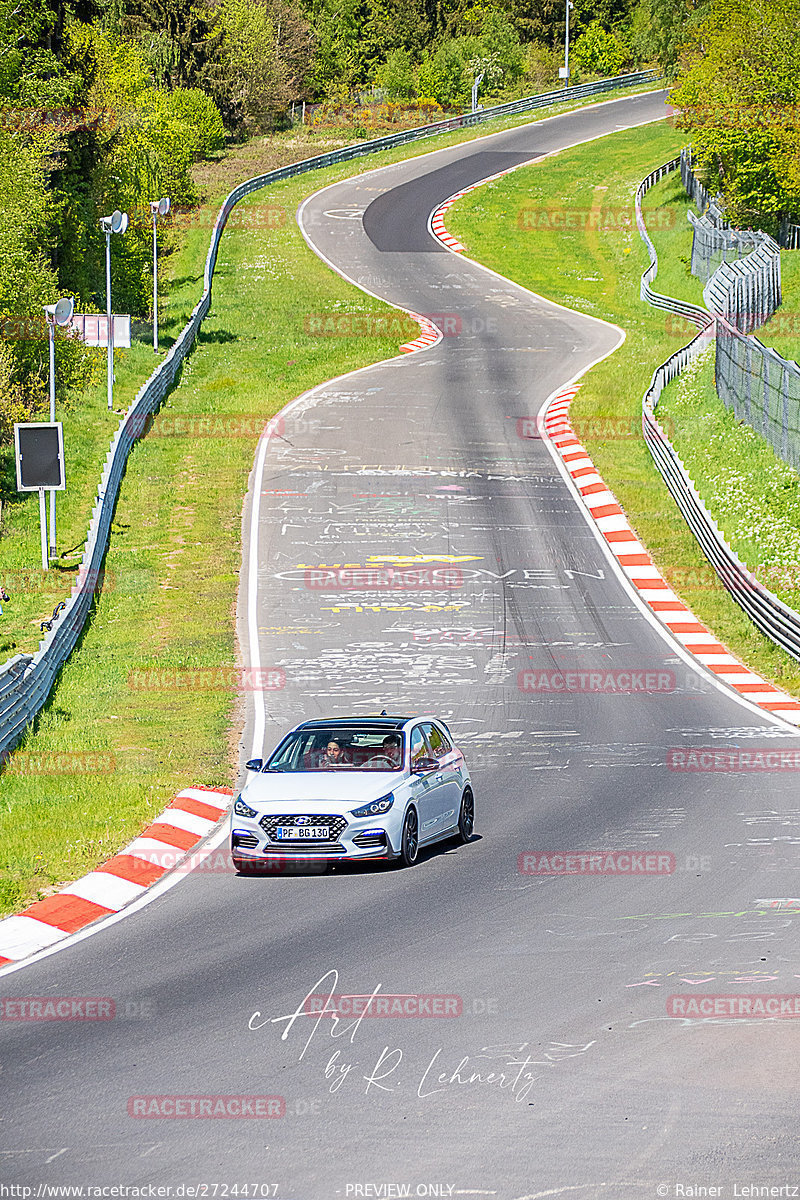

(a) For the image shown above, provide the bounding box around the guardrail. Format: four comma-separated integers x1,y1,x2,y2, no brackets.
0,70,660,762
636,157,711,332
637,159,800,664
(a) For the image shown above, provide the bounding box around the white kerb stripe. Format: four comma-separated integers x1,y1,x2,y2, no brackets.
161,807,218,837
176,788,231,811
0,915,69,958
621,565,662,579
62,871,147,911
123,837,190,866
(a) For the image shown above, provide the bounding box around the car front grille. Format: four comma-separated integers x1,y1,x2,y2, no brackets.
352,830,387,848
231,832,259,849
259,813,348,844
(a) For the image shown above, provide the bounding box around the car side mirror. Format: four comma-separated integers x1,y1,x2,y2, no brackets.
413,756,439,774
245,758,263,772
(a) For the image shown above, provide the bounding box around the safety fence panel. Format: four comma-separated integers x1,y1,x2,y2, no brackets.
703,237,782,331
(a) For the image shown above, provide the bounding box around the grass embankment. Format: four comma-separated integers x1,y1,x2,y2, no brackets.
0,85,663,917
446,120,800,696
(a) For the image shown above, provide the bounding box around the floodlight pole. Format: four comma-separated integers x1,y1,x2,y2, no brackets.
104,223,113,410
152,206,158,351
150,198,170,352
471,72,484,113
100,211,128,410
44,299,72,562
564,0,573,87
46,312,56,559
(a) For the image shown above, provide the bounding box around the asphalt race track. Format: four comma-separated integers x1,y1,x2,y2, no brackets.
2,92,800,1196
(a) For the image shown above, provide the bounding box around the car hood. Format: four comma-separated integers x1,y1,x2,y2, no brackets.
241,771,402,809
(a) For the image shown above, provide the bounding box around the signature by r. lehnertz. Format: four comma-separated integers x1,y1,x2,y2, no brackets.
248,969,594,1102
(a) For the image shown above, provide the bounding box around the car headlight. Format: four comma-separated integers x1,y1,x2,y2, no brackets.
234,796,257,818
350,793,394,818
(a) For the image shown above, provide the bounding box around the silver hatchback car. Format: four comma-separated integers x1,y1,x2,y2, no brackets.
230,715,474,871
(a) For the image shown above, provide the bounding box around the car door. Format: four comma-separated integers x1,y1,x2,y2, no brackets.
408,724,445,843
421,721,461,834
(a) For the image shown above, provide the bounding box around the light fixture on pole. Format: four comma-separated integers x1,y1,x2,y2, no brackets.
99,209,129,410
149,197,170,352
471,72,485,114
43,296,74,562
561,0,574,87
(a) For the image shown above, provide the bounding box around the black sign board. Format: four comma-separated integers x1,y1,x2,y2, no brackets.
14,423,65,491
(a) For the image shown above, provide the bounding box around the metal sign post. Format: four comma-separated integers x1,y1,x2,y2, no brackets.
14,422,66,573
38,489,48,571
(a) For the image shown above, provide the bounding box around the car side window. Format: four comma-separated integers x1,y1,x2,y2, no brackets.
425,723,452,759
410,726,428,767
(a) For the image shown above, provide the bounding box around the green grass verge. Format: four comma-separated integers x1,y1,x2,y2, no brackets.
0,84,664,918
446,118,800,697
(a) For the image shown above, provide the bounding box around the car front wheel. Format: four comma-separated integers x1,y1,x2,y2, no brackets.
455,789,474,844
398,807,419,867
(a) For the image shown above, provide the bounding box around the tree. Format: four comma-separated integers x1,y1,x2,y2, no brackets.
302,0,370,97
205,0,286,131
416,40,466,106
572,20,629,74
671,0,800,227
378,48,416,99
123,0,218,91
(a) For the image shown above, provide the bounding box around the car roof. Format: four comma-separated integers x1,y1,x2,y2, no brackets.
292,715,446,733
295,717,411,732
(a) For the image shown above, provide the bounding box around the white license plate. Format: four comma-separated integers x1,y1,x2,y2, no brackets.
275,825,328,840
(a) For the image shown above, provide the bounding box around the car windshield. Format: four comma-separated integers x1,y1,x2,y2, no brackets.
264,725,405,772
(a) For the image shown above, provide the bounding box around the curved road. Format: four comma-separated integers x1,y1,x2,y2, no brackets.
2,92,799,1195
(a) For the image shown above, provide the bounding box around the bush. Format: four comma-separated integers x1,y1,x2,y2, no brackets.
416,42,467,109
522,42,561,92
378,49,416,100
162,88,225,156
573,22,630,76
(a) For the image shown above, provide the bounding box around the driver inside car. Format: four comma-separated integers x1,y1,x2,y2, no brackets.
369,733,402,767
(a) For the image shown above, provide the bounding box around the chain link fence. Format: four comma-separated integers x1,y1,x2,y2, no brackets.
715,321,800,471
682,145,800,252
687,210,768,284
